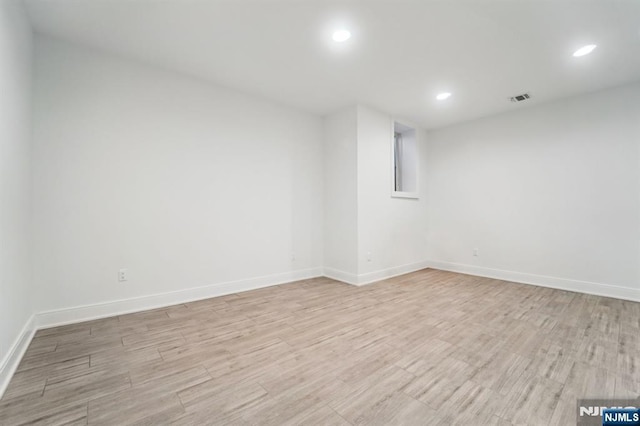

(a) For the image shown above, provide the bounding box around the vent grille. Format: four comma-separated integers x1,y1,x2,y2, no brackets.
510,93,531,103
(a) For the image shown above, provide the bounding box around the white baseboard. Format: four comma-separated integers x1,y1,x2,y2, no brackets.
36,267,323,329
356,260,431,285
0,314,36,399
322,267,359,285
427,260,640,303
323,260,430,286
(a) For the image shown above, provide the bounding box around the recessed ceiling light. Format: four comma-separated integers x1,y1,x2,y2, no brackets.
436,92,452,101
573,44,597,57
332,30,351,42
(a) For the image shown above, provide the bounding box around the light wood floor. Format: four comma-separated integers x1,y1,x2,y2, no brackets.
1,269,639,425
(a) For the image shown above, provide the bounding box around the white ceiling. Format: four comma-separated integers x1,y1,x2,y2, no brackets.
25,0,640,129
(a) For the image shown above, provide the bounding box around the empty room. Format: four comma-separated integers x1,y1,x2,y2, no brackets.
1,0,639,425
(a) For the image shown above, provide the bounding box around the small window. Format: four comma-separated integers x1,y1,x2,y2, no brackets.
392,121,418,198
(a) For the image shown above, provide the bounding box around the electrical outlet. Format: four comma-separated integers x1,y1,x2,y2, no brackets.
473,248,479,257
291,253,296,262
366,251,372,262
118,268,128,282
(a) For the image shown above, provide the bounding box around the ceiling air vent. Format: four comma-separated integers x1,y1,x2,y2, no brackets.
510,93,531,103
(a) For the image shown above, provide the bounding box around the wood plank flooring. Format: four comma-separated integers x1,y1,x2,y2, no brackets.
1,269,639,425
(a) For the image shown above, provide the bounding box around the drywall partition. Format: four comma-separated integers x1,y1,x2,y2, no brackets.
323,107,359,282
322,105,429,284
356,106,429,283
0,0,35,396
426,83,640,301
32,37,324,321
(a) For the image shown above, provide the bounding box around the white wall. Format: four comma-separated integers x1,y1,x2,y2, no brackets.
0,0,34,386
323,107,358,280
357,105,428,282
427,83,640,300
29,25,640,332
323,105,430,284
32,38,324,314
